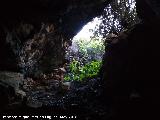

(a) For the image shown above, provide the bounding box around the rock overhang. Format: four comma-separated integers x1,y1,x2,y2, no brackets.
0,0,111,38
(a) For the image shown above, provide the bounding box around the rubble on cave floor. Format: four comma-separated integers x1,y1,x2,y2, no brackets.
23,77,107,119
24,76,105,109
0,70,107,119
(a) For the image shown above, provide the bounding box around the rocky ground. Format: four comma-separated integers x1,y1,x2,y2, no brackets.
0,71,108,120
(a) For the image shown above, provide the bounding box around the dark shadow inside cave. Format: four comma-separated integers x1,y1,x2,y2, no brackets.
0,0,160,120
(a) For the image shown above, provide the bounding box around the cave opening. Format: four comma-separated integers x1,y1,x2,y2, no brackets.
64,17,104,82
1,0,159,119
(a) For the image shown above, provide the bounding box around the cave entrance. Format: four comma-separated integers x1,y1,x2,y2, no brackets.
64,17,105,82
0,0,139,118
64,0,138,83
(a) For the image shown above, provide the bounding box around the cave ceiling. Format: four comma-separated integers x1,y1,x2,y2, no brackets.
0,0,111,38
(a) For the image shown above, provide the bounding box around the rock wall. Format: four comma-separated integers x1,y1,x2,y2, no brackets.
19,23,67,78
0,0,160,118
136,0,160,24
0,71,26,110
100,0,160,119
0,0,110,78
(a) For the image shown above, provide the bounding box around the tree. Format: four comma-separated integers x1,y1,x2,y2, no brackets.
93,0,140,38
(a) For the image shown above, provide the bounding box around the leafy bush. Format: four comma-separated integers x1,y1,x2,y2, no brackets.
93,0,139,38
64,60,102,81
64,36,104,81
75,37,105,62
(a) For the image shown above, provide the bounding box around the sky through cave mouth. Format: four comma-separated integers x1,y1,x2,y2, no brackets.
64,0,137,82
64,18,105,82
0,0,139,115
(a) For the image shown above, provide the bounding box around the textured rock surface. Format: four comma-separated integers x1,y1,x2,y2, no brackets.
100,0,160,118
0,0,110,78
0,71,26,110
0,0,160,119
19,23,67,78
136,0,160,24
101,23,160,119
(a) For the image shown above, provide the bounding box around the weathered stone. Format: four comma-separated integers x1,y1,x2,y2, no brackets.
0,71,24,91
0,0,110,76
62,82,71,90
136,0,160,25
18,23,67,78
101,20,160,119
0,71,26,109
26,97,43,108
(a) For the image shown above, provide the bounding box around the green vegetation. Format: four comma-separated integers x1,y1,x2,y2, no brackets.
76,37,105,57
64,0,138,81
64,60,102,81
93,0,139,38
64,36,104,81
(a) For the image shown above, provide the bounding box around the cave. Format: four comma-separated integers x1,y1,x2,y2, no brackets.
0,0,160,119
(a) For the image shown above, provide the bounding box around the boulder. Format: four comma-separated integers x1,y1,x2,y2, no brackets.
0,71,26,109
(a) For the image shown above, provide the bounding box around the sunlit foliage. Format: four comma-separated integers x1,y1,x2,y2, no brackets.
64,37,104,81
64,60,102,81
93,0,139,38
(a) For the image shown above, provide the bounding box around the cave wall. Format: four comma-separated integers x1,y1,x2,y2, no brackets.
136,0,160,24
0,0,160,118
100,0,160,119
0,0,111,78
